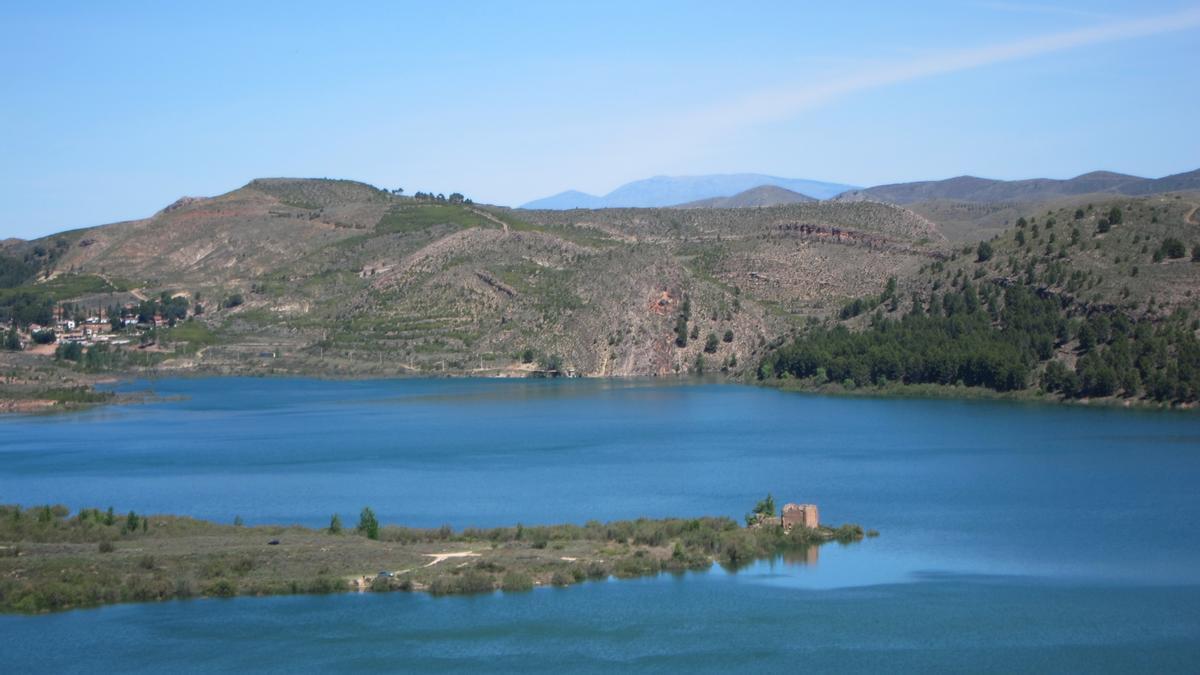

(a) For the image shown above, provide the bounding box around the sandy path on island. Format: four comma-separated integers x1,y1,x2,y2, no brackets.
422,551,480,567
349,551,483,589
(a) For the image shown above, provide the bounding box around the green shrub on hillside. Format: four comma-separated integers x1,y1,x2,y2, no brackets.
1160,238,1186,259
976,240,993,262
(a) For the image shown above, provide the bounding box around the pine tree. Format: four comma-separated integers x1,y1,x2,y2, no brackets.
976,240,993,262
4,326,20,351
358,507,379,540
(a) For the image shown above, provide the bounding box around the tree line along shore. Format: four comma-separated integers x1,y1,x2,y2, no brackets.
0,503,873,614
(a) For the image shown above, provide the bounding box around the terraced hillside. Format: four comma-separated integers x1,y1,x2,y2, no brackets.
3,179,945,377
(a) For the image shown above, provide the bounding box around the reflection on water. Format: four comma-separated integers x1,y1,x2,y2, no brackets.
726,537,925,590
721,543,821,575
364,377,689,407
781,545,820,566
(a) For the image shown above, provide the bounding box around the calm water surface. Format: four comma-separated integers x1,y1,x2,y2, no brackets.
1,378,1198,672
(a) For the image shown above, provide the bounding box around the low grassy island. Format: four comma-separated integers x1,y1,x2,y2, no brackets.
0,502,874,614
0,360,119,413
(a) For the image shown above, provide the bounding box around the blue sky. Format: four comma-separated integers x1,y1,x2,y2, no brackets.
2,1,1198,238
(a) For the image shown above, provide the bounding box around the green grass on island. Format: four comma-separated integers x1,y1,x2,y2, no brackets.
0,503,874,614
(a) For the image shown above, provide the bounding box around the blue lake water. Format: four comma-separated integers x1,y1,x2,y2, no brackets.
2,377,1199,672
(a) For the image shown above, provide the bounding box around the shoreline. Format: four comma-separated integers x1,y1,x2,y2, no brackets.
4,358,1195,415
759,376,1198,412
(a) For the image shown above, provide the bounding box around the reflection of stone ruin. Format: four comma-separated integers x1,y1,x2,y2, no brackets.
781,503,819,531
782,545,819,566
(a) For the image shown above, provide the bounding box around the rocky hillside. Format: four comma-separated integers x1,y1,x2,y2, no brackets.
4,178,1197,384
52,179,391,287
4,179,943,377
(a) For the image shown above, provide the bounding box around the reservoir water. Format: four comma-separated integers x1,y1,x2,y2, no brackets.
1,378,1198,672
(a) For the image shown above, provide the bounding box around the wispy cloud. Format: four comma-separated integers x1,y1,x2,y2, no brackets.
646,6,1200,153
973,2,1115,20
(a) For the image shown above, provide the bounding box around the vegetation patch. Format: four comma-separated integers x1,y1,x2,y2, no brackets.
376,205,490,234
161,320,220,348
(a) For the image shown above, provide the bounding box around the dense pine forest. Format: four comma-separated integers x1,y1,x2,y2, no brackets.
761,282,1199,402
761,201,1200,405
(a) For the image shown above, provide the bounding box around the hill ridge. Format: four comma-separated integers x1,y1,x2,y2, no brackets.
673,185,817,208
836,168,1200,205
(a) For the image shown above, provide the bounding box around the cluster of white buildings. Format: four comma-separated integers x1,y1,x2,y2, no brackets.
18,308,168,350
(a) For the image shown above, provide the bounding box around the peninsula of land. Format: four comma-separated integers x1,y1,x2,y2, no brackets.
0,500,870,614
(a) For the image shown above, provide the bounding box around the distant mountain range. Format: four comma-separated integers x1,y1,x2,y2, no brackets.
520,173,858,209
674,185,816,209
835,169,1200,205
521,169,1200,211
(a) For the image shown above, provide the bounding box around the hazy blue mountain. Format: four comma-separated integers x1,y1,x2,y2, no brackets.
521,174,857,209
520,189,606,210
